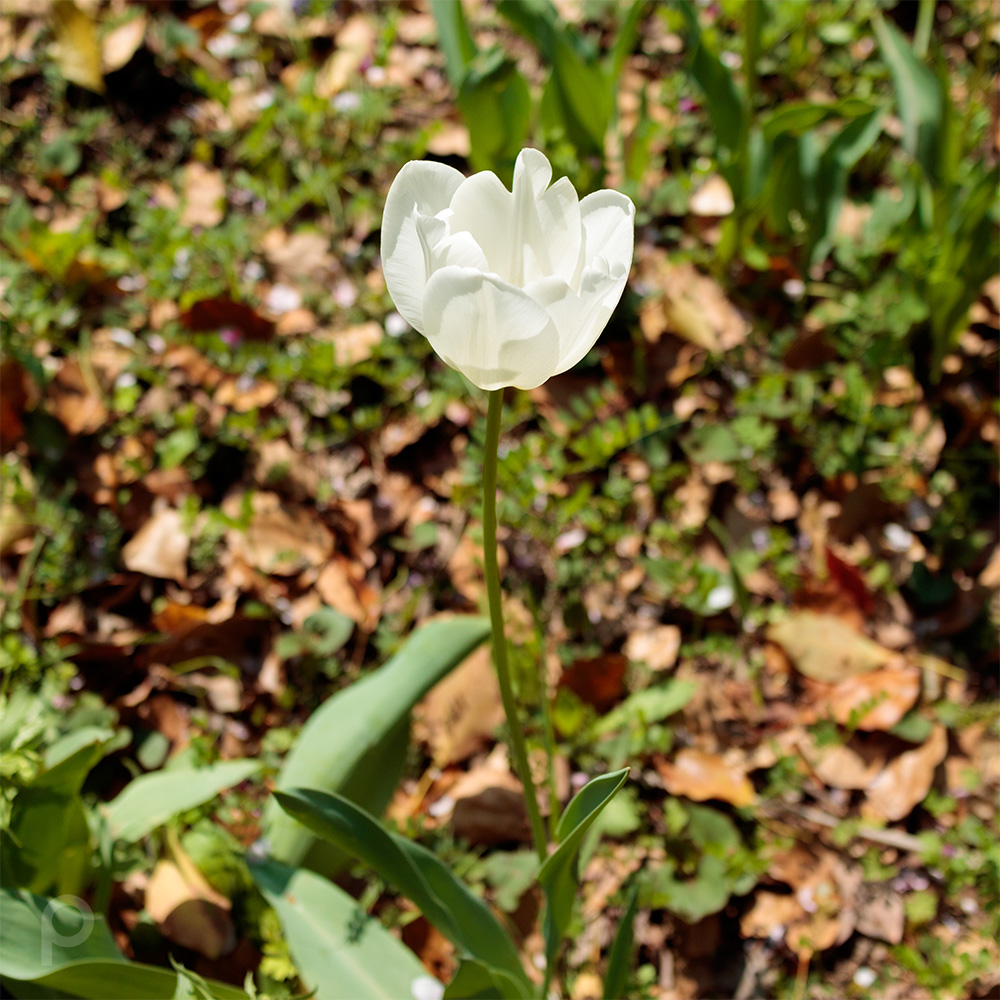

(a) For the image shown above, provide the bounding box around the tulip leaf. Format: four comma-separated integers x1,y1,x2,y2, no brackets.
430,0,478,88
873,12,944,184
443,959,527,1000
104,758,260,844
272,788,532,996
457,50,531,180
602,885,639,1000
679,0,747,159
251,859,427,1000
537,768,629,970
263,615,490,869
0,888,248,999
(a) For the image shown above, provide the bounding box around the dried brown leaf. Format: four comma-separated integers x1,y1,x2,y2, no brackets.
862,723,948,822
657,748,755,807
767,611,895,683
122,508,189,582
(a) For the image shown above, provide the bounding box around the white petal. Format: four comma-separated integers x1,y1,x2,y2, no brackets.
381,161,465,332
525,257,627,376
525,176,583,287
512,148,553,201
422,268,561,390
430,230,489,272
448,171,515,283
579,190,635,280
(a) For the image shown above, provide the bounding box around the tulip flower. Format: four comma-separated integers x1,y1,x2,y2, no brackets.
381,147,635,390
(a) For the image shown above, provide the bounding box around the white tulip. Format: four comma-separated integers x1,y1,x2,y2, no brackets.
380,148,635,391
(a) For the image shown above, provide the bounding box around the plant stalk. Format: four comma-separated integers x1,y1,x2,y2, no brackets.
482,388,549,864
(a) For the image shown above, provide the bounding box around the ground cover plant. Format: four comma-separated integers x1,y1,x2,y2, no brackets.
0,1,998,998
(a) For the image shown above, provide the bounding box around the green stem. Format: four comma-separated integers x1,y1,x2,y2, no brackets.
483,388,549,864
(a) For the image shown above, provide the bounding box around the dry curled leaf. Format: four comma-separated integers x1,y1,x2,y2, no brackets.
816,664,921,732
624,625,682,672
145,841,233,959
122,508,189,582
51,0,104,93
224,491,333,576
415,645,504,766
767,611,895,683
180,162,226,228
102,13,146,73
657,747,755,807
862,724,948,822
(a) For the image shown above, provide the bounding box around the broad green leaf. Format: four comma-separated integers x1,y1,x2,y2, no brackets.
760,98,876,140
679,0,747,157
602,885,638,1000
537,769,629,970
430,0,478,87
590,681,697,738
273,789,531,995
0,889,247,1000
104,759,260,843
251,859,428,1000
2,736,111,893
808,108,883,264
873,13,944,184
610,1,648,82
457,50,531,180
264,616,490,868
443,959,526,1000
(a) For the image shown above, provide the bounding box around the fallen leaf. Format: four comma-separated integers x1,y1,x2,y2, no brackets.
180,162,226,228
415,645,505,766
799,734,888,790
50,0,104,93
214,376,278,413
261,227,334,282
145,839,233,959
767,611,895,683
325,320,383,365
855,882,905,944
315,13,376,97
814,664,921,731
122,508,189,582
689,175,734,216
225,491,333,576
181,296,275,342
558,653,628,712
624,625,682,672
0,359,35,450
48,359,107,435
102,13,146,73
315,556,373,626
449,767,530,846
862,724,948,822
657,748,755,807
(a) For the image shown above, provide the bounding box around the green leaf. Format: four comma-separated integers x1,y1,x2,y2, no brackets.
457,50,531,180
272,789,531,995
2,735,111,893
760,98,877,140
873,13,944,184
537,768,629,970
251,860,428,1000
263,615,490,869
679,0,747,157
443,959,527,1000
590,681,697,738
0,889,247,1000
602,885,638,1000
430,0,478,87
104,759,260,843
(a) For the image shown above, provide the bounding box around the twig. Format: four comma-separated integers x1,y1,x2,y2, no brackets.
758,801,926,854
